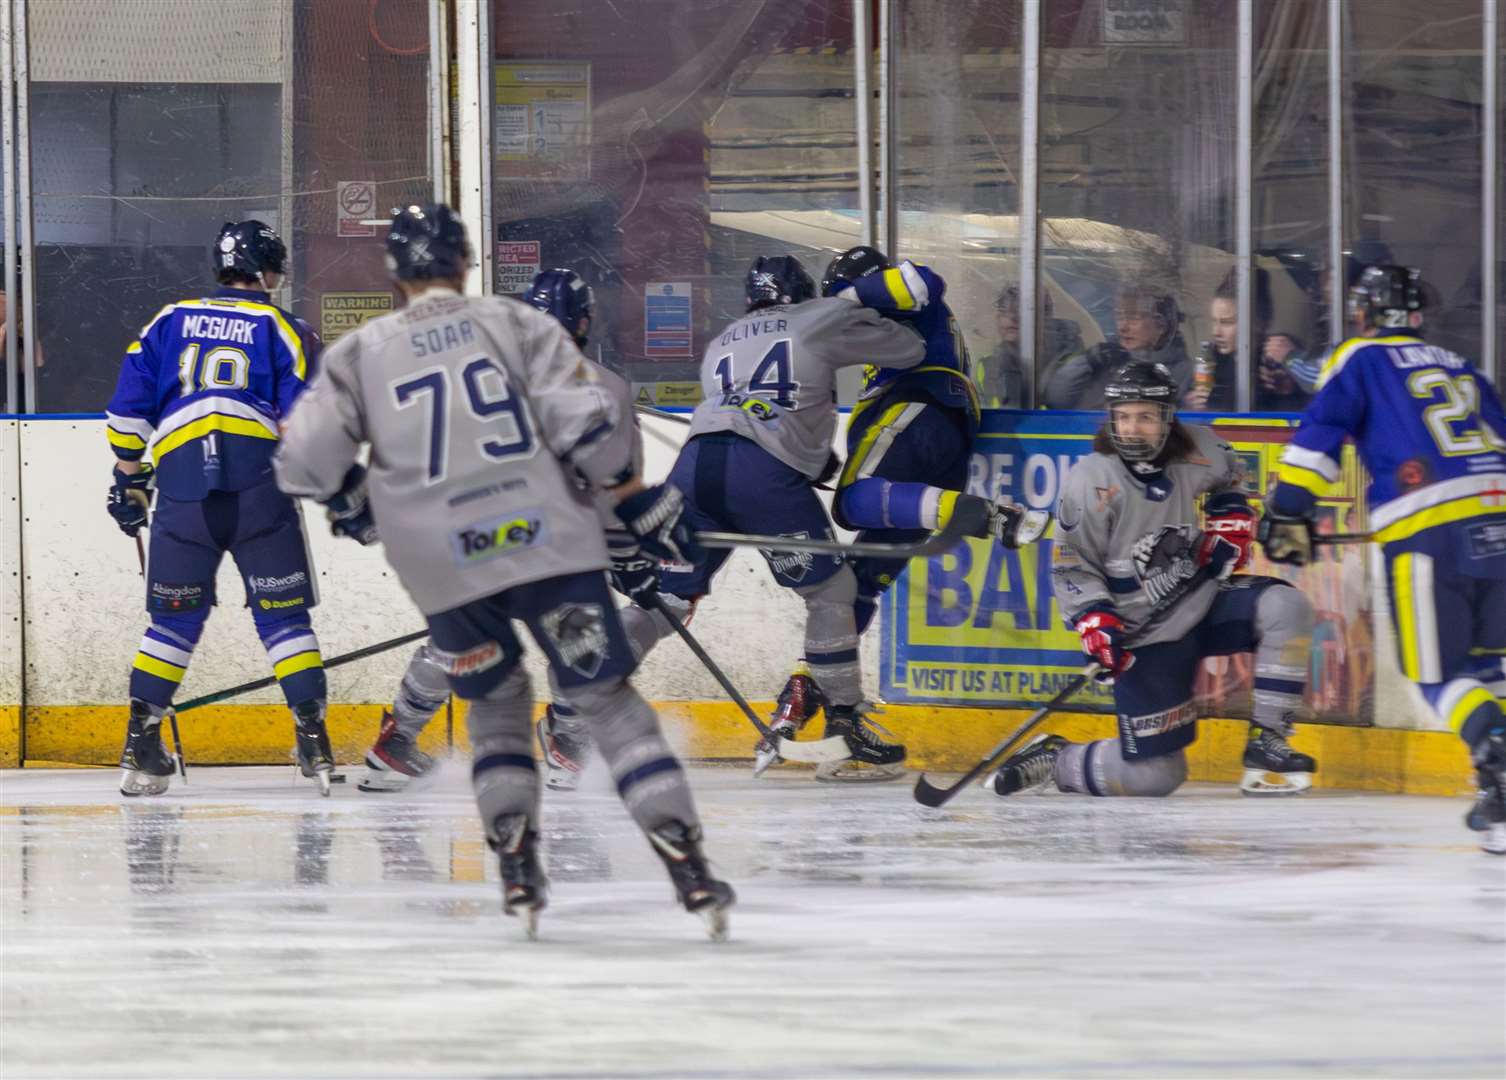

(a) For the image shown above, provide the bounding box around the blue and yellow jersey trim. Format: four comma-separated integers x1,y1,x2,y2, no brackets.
146,396,281,464
1316,334,1421,390
1368,472,1506,544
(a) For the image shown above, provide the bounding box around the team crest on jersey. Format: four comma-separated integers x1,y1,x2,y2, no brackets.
541,603,610,679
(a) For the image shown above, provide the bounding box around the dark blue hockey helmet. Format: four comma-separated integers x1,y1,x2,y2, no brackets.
524,268,595,346
820,245,890,297
214,220,286,283
1347,264,1424,331
745,255,815,312
385,203,472,282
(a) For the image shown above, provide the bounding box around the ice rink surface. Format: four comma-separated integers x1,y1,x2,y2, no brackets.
2,761,1503,1080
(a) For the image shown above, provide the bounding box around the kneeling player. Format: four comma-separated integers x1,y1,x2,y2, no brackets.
1263,265,1506,852
276,205,732,937
990,361,1318,799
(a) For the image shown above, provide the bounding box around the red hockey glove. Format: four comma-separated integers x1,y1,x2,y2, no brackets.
1202,490,1256,570
1075,608,1134,682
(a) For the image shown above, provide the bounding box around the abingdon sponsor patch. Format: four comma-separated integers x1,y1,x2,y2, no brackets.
452,511,546,564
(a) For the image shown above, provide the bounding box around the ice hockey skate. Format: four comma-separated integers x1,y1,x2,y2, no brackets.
1466,731,1506,855
988,734,1067,796
119,699,177,798
292,700,336,797
814,703,907,782
536,704,594,792
1240,724,1316,796
358,711,436,793
491,813,548,939
753,663,825,777
646,820,735,941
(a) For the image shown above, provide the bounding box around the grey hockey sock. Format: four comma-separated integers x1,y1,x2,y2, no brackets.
570,677,699,831
466,666,540,843
1251,583,1314,734
1056,738,1187,797
391,643,452,740
798,565,862,707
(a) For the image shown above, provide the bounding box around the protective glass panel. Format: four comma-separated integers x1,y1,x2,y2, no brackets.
488,1,857,403
1248,0,1328,413
1037,0,1237,412
1344,0,1484,363
895,2,1022,407
25,0,433,413
1497,6,1504,382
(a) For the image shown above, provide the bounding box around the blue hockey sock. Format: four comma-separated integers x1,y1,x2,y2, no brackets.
255,613,327,708
129,615,206,708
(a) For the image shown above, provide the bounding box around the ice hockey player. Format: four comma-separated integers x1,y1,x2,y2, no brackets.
757,247,1048,780
1262,265,1506,853
646,253,928,778
351,266,650,795
274,204,734,938
106,220,332,797
990,360,1319,799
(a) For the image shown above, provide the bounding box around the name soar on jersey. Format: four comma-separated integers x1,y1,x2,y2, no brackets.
710,338,800,422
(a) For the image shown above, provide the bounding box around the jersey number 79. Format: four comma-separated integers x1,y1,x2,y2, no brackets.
392,355,534,484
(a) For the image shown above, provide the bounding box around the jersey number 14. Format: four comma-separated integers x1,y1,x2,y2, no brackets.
712,338,800,409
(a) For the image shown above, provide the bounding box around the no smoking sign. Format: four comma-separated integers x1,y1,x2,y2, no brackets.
337,180,377,237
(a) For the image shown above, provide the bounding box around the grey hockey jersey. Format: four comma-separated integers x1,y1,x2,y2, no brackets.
274,287,633,616
1051,423,1244,646
687,297,926,478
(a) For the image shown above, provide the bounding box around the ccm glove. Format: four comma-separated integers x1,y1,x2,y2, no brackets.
107,463,154,538
1075,608,1134,682
1191,531,1242,581
606,528,660,605
615,483,700,566
1202,490,1256,570
324,464,379,546
1257,509,1314,567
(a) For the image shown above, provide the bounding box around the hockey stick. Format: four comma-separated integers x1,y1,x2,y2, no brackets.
695,512,968,560
650,601,850,764
1317,532,1370,545
912,565,1217,808
170,628,428,716
130,532,187,782
634,404,692,425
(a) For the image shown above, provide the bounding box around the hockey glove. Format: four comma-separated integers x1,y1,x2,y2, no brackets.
107,463,154,538
1075,608,1134,682
1203,490,1256,569
1191,531,1242,581
1257,509,1314,567
324,464,379,546
990,498,1050,549
606,528,661,605
615,483,701,566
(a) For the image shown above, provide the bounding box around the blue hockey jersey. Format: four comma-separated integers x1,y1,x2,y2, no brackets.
1270,333,1506,560
106,287,314,500
839,262,981,433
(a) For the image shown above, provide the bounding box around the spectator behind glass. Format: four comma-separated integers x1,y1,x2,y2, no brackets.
976,284,1085,407
1040,284,1189,409
1183,273,1310,413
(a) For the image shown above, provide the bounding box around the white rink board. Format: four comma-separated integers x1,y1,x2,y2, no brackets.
14,416,872,708
1,421,22,708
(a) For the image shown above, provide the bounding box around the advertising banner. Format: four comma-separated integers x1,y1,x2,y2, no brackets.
880,411,1374,725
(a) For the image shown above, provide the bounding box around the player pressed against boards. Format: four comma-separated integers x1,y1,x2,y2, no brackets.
273,204,734,938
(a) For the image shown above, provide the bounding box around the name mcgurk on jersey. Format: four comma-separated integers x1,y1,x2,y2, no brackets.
181,314,257,344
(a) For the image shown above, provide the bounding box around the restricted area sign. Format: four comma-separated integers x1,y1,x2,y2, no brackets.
337,180,377,238
495,240,541,295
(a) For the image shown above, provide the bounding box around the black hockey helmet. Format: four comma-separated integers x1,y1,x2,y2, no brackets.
385,203,472,282
1103,360,1178,462
745,255,815,312
524,267,595,346
214,220,286,283
820,245,890,297
1346,264,1424,331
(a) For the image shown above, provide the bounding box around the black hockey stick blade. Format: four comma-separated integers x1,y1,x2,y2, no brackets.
172,628,429,715
165,708,188,783
653,601,849,764
696,512,967,561
912,672,1091,807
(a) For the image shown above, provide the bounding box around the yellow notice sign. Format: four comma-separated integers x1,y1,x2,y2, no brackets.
494,61,591,181
320,292,393,344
